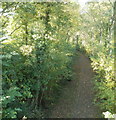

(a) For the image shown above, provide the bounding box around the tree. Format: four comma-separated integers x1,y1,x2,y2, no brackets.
78,1,115,113
1,1,79,118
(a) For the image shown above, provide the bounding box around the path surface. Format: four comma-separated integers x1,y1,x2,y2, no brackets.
48,53,101,118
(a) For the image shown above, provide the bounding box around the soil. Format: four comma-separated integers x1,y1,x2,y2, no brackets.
47,52,101,118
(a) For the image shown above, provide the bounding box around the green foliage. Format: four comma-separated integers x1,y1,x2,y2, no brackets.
79,1,115,114
1,87,22,118
1,2,79,118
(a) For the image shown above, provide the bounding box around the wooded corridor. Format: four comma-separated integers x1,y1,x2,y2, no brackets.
1,0,115,119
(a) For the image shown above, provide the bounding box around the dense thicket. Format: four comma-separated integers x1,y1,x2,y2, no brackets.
1,1,115,119
1,2,79,118
78,1,115,114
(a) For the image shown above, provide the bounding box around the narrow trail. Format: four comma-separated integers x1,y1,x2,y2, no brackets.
48,53,101,118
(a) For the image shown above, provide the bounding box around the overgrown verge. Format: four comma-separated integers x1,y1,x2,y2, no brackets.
78,1,115,115
1,2,79,118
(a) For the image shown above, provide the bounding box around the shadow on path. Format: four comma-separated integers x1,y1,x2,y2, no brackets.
48,52,101,118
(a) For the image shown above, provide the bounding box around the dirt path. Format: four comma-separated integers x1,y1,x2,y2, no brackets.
48,53,101,118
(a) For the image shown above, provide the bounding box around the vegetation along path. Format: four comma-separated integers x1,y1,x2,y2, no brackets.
48,52,101,118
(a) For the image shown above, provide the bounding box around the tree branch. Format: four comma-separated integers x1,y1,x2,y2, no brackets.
9,26,21,36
